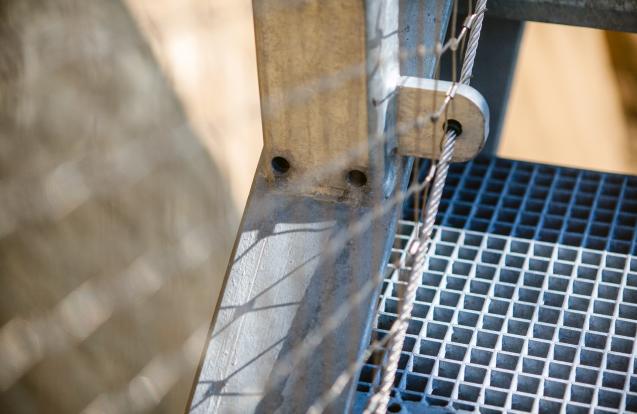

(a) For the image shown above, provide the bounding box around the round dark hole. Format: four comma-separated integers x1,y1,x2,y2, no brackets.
346,169,367,187
444,119,463,136
387,402,402,413
271,156,290,174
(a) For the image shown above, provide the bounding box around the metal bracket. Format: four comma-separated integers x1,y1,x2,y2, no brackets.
187,1,454,413
397,77,490,162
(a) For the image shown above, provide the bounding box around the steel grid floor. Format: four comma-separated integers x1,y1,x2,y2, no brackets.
356,156,637,413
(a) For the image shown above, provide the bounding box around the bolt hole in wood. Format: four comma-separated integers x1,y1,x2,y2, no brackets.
271,156,290,174
387,402,403,412
347,169,368,187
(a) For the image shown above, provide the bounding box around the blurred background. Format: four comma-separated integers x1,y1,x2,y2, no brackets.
0,0,635,413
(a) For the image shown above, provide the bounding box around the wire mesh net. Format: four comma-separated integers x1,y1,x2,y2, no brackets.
2,1,636,414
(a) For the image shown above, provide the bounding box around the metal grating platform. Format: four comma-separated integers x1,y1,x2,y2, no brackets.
407,156,637,255
357,156,637,413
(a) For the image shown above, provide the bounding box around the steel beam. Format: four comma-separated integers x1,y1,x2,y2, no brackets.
482,0,637,33
187,1,452,412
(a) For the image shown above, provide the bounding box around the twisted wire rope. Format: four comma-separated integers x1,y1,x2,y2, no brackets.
365,2,488,412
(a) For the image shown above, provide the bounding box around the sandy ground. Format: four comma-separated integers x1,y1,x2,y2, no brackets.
500,23,637,174
126,0,262,210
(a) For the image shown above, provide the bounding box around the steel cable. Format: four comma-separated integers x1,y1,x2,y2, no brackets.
365,1,488,412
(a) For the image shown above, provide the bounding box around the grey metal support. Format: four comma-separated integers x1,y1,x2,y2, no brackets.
464,17,524,154
486,0,637,33
187,1,453,413
438,16,524,155
458,0,637,33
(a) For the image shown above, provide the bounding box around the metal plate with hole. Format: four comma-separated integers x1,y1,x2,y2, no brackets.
397,78,490,162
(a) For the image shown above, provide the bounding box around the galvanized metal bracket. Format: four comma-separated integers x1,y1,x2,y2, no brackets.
187,1,454,413
396,77,490,162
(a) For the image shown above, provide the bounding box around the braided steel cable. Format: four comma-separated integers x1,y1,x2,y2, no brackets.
365,1,487,413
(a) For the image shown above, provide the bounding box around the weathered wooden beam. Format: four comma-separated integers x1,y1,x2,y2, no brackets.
254,0,372,200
